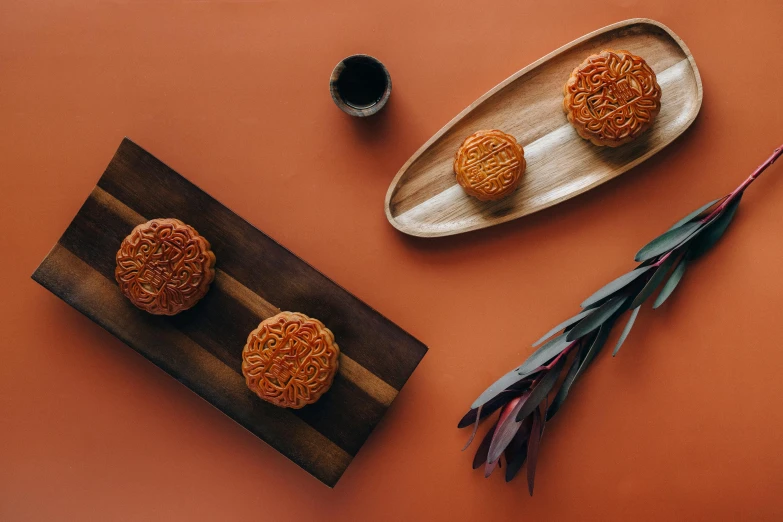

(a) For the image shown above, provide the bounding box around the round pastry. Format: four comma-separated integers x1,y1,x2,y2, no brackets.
563,49,662,147
115,218,216,315
453,129,526,201
242,312,340,409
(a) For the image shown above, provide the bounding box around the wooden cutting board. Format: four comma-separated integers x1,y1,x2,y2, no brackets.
32,138,428,487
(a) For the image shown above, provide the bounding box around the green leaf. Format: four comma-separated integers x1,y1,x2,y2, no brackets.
567,296,628,341
546,348,584,421
532,308,594,347
686,194,742,260
613,306,640,357
514,358,565,422
630,254,678,308
470,335,569,409
458,389,521,429
635,221,702,262
575,319,614,378
470,367,527,410
526,407,544,496
653,259,687,309
667,198,724,231
516,334,571,378
580,266,654,309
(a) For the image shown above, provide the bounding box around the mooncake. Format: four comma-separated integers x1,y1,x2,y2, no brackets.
563,49,662,147
242,312,340,409
453,129,526,201
115,218,216,315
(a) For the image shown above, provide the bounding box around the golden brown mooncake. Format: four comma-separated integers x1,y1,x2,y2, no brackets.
563,49,662,147
453,129,526,201
242,312,340,409
115,218,216,315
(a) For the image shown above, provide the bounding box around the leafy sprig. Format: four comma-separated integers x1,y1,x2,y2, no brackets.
459,145,783,495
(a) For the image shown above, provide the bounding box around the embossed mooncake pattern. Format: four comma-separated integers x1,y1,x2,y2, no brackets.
564,49,662,147
115,218,216,315
242,312,340,409
453,130,526,201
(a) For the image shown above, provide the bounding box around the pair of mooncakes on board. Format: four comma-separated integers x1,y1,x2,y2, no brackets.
454,49,662,201
115,218,338,409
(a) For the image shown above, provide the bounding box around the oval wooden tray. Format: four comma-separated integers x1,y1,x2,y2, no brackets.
385,19,702,237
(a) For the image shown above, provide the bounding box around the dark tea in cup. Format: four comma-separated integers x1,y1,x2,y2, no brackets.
330,54,392,117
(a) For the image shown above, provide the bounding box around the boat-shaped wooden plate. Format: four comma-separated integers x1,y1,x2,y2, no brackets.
385,19,702,237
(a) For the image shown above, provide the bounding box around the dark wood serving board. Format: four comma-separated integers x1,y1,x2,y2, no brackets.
32,138,428,487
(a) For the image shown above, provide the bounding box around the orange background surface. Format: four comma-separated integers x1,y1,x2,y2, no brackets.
2,0,783,520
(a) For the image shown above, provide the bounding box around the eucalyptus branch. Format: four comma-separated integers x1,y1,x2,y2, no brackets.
459,144,783,495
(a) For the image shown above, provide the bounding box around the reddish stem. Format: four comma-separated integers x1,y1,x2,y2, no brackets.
533,340,580,381
653,251,673,266
702,145,783,222
525,340,581,389
735,145,783,191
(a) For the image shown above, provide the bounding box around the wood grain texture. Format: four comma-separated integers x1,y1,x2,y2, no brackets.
385,19,703,237
32,138,427,487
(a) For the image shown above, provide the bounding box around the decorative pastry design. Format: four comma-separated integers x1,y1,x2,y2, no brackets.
563,49,662,147
115,218,216,315
453,129,526,201
242,312,340,409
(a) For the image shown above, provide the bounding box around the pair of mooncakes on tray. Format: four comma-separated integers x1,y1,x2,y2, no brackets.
454,49,662,201
115,218,338,410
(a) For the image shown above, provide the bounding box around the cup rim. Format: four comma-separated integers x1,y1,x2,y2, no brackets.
329,54,392,117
